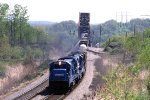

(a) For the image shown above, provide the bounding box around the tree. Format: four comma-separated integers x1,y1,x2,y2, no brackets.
0,34,11,59
0,3,9,36
11,4,29,46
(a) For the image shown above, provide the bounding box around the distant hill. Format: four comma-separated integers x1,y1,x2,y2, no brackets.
28,19,150,45
28,21,55,26
48,20,77,33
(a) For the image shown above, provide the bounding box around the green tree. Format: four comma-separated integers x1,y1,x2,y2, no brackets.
11,4,28,46
0,34,11,59
0,3,9,35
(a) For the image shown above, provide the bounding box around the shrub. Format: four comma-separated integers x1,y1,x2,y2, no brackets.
98,64,149,100
0,34,11,60
11,46,24,60
24,46,43,64
0,61,6,77
32,48,43,59
138,47,150,68
146,74,150,95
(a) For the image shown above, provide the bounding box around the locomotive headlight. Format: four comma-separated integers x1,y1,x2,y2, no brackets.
59,61,62,65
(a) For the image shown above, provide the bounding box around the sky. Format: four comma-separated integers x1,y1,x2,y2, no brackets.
1,0,150,24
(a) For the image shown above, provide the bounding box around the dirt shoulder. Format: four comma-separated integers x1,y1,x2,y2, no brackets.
81,48,123,100
0,62,48,99
64,48,100,100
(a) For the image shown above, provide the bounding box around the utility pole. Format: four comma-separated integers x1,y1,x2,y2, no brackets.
20,17,22,45
120,12,123,28
99,24,102,46
126,12,128,37
134,25,136,36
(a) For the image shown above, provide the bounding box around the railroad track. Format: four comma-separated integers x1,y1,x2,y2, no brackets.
4,73,49,100
35,48,102,100
32,59,86,100
4,41,81,100
4,44,102,100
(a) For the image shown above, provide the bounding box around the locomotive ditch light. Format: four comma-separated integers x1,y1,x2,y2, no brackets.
59,61,62,65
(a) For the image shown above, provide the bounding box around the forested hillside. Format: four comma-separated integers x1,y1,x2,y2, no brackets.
39,19,150,46
91,19,150,44
0,3,52,62
0,3,77,76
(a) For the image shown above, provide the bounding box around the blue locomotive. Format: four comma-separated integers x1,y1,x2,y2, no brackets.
49,52,86,89
69,51,86,80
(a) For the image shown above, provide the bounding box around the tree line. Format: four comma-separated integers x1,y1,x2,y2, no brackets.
0,3,79,78
100,27,150,99
0,3,79,66
37,18,150,46
0,3,54,64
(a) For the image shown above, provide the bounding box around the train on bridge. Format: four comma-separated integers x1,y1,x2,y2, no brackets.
78,13,91,47
49,13,91,90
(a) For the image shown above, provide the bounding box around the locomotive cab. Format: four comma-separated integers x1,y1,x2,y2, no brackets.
49,59,78,88
49,61,70,81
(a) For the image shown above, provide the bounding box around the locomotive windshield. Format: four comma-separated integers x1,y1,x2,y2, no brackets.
53,64,68,68
50,62,70,72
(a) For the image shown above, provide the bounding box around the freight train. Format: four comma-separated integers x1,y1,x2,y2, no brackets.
49,13,90,90
49,51,86,89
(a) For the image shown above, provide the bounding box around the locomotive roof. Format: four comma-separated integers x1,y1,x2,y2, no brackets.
59,56,75,60
50,59,73,67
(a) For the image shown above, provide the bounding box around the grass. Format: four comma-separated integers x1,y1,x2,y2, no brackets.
0,59,25,78
97,64,149,100
17,59,53,83
0,61,7,78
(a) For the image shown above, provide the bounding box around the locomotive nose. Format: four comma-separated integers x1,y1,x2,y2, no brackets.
50,69,68,81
